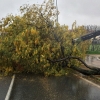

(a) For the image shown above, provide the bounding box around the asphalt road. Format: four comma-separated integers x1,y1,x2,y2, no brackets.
85,54,100,67
0,75,11,100
0,54,100,100
10,74,100,100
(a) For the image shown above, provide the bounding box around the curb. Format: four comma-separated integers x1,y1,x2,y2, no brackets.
5,74,15,100
74,74,100,89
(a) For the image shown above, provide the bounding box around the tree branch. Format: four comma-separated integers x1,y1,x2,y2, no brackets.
47,56,100,72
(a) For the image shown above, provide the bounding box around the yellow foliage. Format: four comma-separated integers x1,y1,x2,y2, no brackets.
31,29,38,35
0,0,89,76
35,39,39,45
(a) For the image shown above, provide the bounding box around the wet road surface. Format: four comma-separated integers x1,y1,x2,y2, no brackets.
10,74,100,100
85,54,100,68
0,76,11,100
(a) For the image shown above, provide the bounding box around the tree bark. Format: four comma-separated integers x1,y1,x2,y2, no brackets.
47,56,100,75
70,65,100,75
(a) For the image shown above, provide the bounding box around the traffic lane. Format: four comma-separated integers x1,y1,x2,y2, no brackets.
85,55,100,68
0,76,11,100
10,74,100,100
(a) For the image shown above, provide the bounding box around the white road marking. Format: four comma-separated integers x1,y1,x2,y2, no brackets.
74,74,100,89
5,74,15,100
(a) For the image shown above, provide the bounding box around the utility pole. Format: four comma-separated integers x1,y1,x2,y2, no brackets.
53,0,58,23
56,0,58,23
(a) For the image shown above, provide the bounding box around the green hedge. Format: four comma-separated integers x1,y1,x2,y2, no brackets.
86,51,100,54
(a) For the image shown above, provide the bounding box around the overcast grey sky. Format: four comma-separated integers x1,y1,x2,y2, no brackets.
0,0,100,27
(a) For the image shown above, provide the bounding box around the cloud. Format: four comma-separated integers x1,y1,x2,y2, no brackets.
0,0,43,18
58,0,100,17
0,0,100,26
57,0,100,26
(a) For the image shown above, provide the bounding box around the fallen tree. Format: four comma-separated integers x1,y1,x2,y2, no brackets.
47,56,100,75
0,0,95,76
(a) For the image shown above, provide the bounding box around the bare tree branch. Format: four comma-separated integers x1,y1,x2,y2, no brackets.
47,56,100,72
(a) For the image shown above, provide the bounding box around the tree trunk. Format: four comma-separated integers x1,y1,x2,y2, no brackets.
47,56,100,75
70,65,100,75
